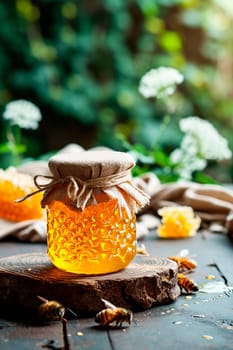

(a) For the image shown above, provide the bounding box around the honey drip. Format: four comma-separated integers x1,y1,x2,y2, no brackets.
47,199,136,274
0,167,44,222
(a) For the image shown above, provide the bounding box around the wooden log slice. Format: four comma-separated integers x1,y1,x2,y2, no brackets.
0,253,180,320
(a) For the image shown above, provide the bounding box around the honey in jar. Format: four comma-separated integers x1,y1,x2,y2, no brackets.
39,150,150,275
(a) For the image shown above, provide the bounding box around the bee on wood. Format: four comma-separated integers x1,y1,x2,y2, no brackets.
169,255,197,272
178,273,199,293
95,298,133,328
37,296,77,322
37,296,66,322
169,249,197,273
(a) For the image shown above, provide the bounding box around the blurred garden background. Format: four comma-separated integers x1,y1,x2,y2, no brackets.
0,0,233,183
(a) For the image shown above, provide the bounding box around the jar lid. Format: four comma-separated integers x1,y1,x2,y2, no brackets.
48,150,135,180
16,150,150,215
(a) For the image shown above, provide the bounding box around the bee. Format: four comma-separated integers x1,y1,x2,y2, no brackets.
95,298,133,328
178,273,199,293
169,255,197,272
37,296,66,322
169,249,197,272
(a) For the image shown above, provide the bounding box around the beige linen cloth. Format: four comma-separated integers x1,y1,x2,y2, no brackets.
0,145,233,242
134,173,233,239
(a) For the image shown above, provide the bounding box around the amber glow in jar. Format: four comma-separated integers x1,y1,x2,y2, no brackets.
39,151,149,275
47,197,136,274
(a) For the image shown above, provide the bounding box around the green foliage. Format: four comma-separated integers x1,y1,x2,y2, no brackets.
0,0,232,181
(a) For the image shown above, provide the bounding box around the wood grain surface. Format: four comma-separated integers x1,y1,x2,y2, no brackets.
0,253,179,318
0,232,233,350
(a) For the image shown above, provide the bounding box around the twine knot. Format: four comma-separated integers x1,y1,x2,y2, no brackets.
16,169,150,216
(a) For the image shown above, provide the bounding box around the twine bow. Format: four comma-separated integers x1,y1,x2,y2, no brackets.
16,170,150,215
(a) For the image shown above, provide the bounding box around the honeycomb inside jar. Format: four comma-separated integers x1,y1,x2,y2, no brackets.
0,167,44,222
47,198,137,274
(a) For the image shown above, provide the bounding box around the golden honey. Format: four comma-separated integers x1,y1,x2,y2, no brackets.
157,206,201,238
47,198,136,274
0,167,44,222
38,150,149,275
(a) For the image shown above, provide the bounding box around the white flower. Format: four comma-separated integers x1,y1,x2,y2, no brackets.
3,99,42,130
170,148,207,180
179,116,232,160
170,116,232,180
139,66,184,99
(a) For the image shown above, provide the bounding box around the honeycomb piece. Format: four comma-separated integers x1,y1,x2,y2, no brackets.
0,167,44,222
157,206,201,238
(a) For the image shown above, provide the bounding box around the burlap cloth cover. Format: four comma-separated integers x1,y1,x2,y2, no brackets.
37,150,150,215
0,144,233,242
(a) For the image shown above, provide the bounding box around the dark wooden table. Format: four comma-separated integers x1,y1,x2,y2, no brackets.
0,230,233,350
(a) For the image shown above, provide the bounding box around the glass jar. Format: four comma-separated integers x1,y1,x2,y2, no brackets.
40,150,149,275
